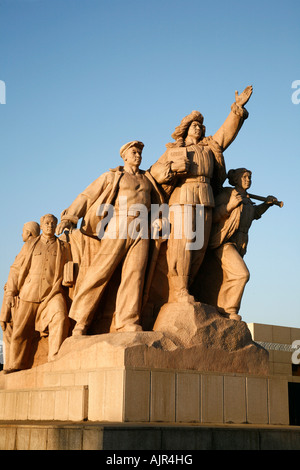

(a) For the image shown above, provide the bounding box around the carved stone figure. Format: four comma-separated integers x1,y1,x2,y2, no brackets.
204,168,279,320
21,221,40,242
56,141,164,335
3,214,72,372
150,86,253,303
0,87,282,379
0,221,40,371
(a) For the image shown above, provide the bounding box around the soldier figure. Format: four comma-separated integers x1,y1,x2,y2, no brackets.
4,214,72,372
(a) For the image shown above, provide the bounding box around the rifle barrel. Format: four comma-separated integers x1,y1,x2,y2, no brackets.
248,193,284,208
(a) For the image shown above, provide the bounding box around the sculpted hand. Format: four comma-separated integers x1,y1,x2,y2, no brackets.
171,158,190,174
235,85,253,107
5,294,15,308
265,195,278,205
227,192,243,213
56,220,74,235
151,217,169,241
0,321,6,332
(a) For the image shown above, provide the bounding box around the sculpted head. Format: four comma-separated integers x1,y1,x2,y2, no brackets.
120,141,144,169
40,214,58,239
22,221,40,242
166,111,206,148
228,168,252,191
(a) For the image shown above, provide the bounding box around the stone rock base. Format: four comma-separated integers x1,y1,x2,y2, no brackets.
0,362,289,425
55,301,269,376
0,302,275,426
152,301,269,375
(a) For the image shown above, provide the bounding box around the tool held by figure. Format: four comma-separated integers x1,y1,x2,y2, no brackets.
247,193,284,208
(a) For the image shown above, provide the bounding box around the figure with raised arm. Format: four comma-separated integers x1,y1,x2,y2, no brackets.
150,86,253,303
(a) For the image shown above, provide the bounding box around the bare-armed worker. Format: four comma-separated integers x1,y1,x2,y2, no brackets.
55,141,164,335
208,168,281,321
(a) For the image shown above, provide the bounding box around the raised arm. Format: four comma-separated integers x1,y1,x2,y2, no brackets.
213,86,253,151
56,172,111,235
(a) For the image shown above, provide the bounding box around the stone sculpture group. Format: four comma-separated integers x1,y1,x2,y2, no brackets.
0,86,282,373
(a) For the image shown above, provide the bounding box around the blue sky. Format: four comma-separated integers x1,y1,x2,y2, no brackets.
0,0,299,341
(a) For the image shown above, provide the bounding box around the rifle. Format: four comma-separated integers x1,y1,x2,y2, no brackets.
247,193,284,208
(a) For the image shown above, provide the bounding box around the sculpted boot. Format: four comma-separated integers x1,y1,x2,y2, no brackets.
228,312,242,321
168,275,195,303
217,307,242,321
72,323,88,336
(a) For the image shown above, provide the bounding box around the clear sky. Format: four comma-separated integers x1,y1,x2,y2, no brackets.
0,0,299,343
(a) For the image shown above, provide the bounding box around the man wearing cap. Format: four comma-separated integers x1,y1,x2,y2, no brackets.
149,86,253,303
56,141,163,334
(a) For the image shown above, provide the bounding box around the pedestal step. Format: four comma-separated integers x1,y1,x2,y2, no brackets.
0,368,291,425
1,422,300,450
0,385,88,421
